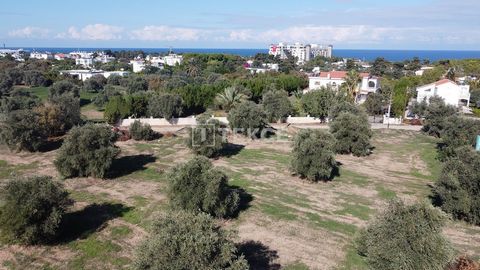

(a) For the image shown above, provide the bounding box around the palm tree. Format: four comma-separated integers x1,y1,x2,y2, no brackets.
342,70,361,102
215,86,248,112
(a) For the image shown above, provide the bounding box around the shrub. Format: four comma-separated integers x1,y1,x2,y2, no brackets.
262,90,293,122
301,88,336,121
357,200,453,270
0,109,47,152
330,112,372,156
437,116,480,160
147,93,183,120
227,101,268,137
129,120,156,141
187,117,226,158
422,96,457,137
432,147,480,225
49,80,80,98
134,211,248,270
0,176,72,244
291,129,338,182
168,156,240,218
54,124,120,178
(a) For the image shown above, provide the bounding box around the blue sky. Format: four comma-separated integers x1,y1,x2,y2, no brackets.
1,0,479,49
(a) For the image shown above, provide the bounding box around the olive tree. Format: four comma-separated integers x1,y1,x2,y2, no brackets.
37,95,82,137
291,129,338,182
49,80,80,98
83,74,107,92
330,112,372,156
0,72,13,98
0,176,72,244
54,124,120,178
134,211,248,270
0,109,47,152
363,92,384,121
301,88,336,121
433,147,480,225
227,101,268,137
24,70,47,87
437,116,480,160
147,93,183,120
328,101,361,121
187,117,226,158
422,96,457,137
357,200,453,270
168,156,240,218
262,90,294,122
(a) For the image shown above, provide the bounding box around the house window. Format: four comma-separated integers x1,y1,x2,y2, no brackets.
368,81,376,88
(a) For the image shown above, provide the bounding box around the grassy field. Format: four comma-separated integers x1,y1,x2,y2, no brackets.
0,129,479,269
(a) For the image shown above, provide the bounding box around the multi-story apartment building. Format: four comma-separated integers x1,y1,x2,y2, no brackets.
268,42,332,64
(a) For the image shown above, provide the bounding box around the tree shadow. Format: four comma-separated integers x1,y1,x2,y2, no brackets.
237,240,281,270
80,97,92,107
219,143,245,158
106,154,157,178
56,202,132,243
229,186,253,218
38,139,64,152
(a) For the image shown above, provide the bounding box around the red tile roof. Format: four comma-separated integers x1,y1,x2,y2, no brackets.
434,79,456,86
315,71,371,79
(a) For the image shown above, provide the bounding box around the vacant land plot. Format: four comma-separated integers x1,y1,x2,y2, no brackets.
0,129,479,269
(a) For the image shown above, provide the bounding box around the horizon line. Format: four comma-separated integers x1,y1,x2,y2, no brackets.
3,46,480,52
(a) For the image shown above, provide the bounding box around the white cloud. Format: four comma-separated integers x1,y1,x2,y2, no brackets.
130,25,206,41
56,24,123,40
8,26,50,38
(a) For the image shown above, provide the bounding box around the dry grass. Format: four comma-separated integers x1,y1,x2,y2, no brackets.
0,129,478,269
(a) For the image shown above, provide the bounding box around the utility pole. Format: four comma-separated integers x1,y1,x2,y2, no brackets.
386,88,393,129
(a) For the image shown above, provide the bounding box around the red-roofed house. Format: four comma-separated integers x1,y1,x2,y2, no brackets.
416,79,470,107
308,71,380,103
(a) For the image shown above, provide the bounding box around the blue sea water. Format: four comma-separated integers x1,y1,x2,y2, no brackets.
6,47,480,62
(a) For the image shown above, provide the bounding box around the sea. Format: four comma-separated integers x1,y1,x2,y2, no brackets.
6,47,480,62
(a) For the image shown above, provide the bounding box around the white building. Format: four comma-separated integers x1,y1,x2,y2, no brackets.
69,51,94,59
310,44,333,58
95,54,115,64
308,71,380,103
60,70,129,81
30,51,53,60
76,58,94,68
416,79,470,108
130,60,146,73
269,42,332,64
0,49,25,61
162,54,183,66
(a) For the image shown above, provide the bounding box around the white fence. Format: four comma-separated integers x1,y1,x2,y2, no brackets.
383,115,403,125
119,115,325,127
